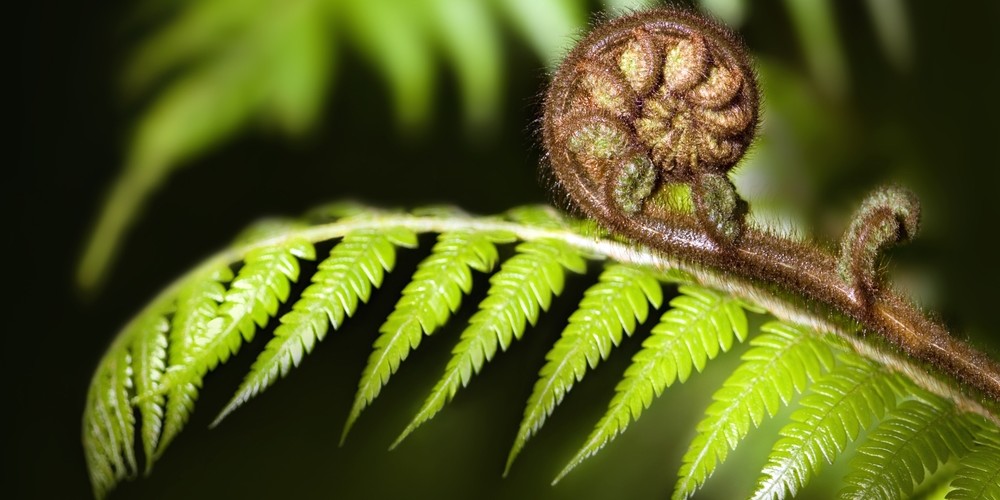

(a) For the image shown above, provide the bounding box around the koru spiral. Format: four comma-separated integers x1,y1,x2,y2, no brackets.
543,7,758,244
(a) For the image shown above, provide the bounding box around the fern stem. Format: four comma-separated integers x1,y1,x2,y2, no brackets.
109,211,1000,425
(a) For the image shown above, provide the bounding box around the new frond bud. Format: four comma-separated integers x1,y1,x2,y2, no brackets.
838,185,921,303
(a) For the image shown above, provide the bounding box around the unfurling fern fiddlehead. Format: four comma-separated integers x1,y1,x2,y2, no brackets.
542,7,1000,406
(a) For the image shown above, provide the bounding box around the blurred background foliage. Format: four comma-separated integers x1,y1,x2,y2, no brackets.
17,0,999,498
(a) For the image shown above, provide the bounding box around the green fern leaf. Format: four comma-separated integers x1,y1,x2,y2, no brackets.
82,204,1000,498
343,230,512,441
215,228,418,424
156,266,233,458
130,312,171,473
555,286,749,483
674,322,838,499
392,238,587,447
505,264,664,474
752,356,901,500
158,237,315,395
948,422,1000,500
841,395,975,499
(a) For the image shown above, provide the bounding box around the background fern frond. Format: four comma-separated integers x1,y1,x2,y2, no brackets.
505,263,664,474
753,356,901,500
158,237,315,398
840,395,975,499
947,422,1000,500
76,0,596,291
343,229,512,441
215,227,418,424
555,285,749,483
392,237,587,447
674,321,838,499
494,0,586,68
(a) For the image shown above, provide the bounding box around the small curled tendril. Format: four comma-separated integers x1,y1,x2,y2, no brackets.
543,8,1000,407
838,186,921,305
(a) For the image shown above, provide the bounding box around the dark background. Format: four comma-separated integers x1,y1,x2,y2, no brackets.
16,1,999,498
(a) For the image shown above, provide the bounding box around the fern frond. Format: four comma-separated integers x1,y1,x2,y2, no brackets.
948,421,1000,500
156,266,233,458
840,395,975,499
555,286,749,483
393,238,587,447
343,229,513,441
83,206,1000,497
752,356,901,500
157,237,315,396
673,322,838,499
505,264,664,474
215,228,419,425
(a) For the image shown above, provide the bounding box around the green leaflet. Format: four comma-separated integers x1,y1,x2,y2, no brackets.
130,313,170,473
505,264,664,475
752,356,902,500
555,286,750,483
157,237,315,397
781,0,848,96
341,0,433,128
420,0,501,127
948,422,1000,500
215,228,418,425
495,0,586,68
392,238,587,448
841,395,975,499
83,344,134,499
156,266,233,460
673,322,838,500
342,230,513,442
